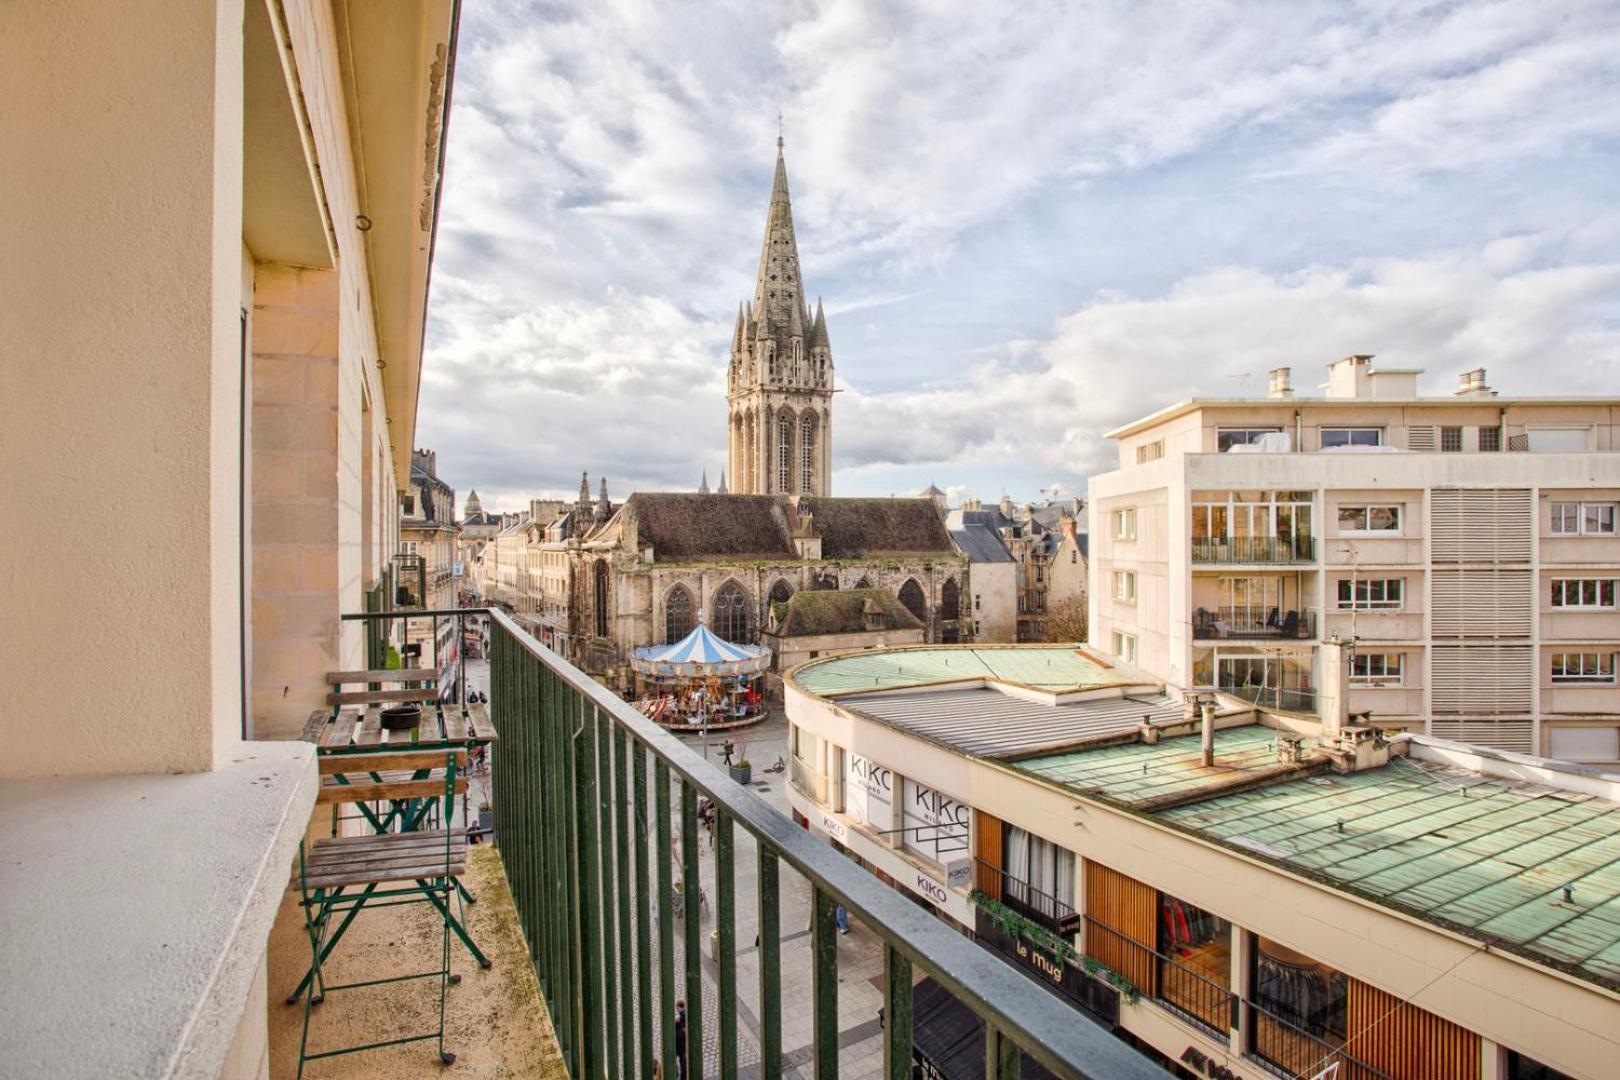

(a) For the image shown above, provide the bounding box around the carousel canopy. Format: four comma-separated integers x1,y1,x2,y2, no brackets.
631,624,771,678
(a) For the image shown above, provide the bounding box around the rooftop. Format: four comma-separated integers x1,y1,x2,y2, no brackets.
791,645,1140,697
768,588,924,637
791,644,1620,994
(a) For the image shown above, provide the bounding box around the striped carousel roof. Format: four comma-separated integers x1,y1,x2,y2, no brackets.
631,624,771,677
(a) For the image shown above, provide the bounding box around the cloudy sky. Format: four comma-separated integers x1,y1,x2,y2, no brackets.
419,0,1620,512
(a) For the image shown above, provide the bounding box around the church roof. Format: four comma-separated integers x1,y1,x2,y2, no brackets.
797,497,955,559
769,589,924,637
617,493,958,563
623,494,796,561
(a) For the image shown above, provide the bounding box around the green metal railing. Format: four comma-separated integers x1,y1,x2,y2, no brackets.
487,608,1169,1080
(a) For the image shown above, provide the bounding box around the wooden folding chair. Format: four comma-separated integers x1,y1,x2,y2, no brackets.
289,750,470,1076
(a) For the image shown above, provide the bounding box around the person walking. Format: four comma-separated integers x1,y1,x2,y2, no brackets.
835,905,850,935
673,999,688,1080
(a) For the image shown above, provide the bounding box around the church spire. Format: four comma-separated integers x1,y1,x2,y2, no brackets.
752,138,803,336
718,469,728,495
699,468,710,494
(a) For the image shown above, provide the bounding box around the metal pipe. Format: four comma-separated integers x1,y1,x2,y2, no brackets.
1201,701,1216,767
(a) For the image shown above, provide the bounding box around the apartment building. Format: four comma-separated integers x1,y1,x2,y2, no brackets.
3,0,456,1074
1089,356,1620,764
785,644,1620,1080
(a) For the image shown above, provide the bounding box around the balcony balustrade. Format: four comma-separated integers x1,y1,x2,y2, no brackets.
1217,683,1318,714
485,609,1169,1080
1193,607,1316,641
1191,536,1316,564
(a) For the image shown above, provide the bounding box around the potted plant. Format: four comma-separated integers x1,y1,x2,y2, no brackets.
729,758,752,785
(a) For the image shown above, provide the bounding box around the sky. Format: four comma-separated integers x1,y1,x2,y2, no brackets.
418,0,1620,513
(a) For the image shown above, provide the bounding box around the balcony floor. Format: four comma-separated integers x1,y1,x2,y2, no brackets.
268,845,567,1079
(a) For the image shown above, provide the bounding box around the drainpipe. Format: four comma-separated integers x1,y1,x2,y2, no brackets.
1201,701,1216,767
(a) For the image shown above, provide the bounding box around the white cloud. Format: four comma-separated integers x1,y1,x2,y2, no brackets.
840,235,1620,480
417,1,1620,503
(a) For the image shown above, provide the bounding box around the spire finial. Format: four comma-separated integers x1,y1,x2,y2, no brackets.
777,111,784,152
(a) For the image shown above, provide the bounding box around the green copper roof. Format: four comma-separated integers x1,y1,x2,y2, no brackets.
1017,727,1319,809
791,646,1128,697
1158,757,1620,987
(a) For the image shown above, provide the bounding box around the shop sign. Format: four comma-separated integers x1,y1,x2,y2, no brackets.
912,871,949,906
1180,1046,1245,1080
818,812,847,842
945,858,973,889
844,751,893,827
972,909,1119,1025
901,778,970,864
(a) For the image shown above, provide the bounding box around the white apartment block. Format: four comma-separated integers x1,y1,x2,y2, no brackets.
1090,355,1620,764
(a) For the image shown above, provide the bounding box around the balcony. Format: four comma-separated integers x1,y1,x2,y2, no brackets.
1217,684,1318,714
1193,607,1316,641
480,609,1169,1080
1192,537,1316,565
974,859,1081,937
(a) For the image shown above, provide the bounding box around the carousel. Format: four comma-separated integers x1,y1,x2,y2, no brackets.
630,622,770,731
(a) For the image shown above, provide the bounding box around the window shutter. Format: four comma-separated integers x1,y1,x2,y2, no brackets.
1407,425,1436,451
1430,488,1532,563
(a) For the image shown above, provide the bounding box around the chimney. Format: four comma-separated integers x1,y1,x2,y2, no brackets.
1455,367,1496,398
1319,637,1352,736
1267,367,1293,398
1200,701,1216,767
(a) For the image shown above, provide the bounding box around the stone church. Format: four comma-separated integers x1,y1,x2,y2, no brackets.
555,140,976,682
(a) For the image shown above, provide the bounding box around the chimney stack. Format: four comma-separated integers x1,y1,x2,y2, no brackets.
1200,701,1216,767
1455,367,1496,398
1267,367,1294,398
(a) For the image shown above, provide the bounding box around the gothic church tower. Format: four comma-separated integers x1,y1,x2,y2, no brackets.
727,137,834,495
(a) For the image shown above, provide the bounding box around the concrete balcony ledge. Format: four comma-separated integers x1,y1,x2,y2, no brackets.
0,742,318,1080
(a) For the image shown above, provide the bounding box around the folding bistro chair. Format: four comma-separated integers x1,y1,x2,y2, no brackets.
289,749,469,1076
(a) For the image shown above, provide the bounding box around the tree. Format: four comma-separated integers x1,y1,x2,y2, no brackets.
1042,596,1088,644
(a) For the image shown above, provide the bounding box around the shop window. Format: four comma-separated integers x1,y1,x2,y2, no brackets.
1506,1049,1577,1079
1251,937,1348,1078
1157,894,1232,1035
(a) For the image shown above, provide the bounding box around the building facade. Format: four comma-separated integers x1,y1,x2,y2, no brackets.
786,644,1620,1080
400,448,458,610
1090,356,1620,764
727,138,834,497
568,493,968,682
3,0,456,1073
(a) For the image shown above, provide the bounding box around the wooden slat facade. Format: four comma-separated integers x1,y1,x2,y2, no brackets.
1083,861,1157,995
1345,980,1480,1080
974,810,1004,899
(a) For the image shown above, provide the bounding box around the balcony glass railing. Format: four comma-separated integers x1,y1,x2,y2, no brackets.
1191,537,1316,564
486,610,1169,1080
1192,607,1316,641
1217,684,1317,714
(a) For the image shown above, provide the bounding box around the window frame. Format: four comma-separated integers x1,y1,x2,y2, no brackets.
1478,426,1502,452
1111,630,1137,664
1337,578,1404,610
1551,652,1616,684
1112,569,1137,603
1337,504,1402,535
1216,427,1283,453
1550,578,1618,609
1439,426,1463,452
1114,507,1137,540
1552,502,1617,536
1349,653,1404,685
1320,427,1383,449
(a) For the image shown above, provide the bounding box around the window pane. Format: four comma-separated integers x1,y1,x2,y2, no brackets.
1367,506,1399,531
1337,507,1366,531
